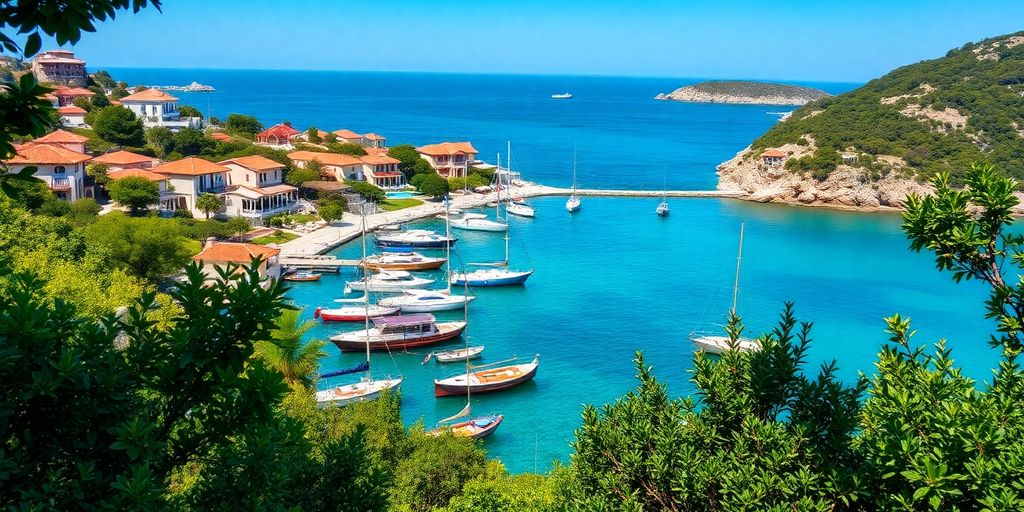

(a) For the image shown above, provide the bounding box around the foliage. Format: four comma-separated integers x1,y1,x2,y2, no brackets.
254,308,326,389
91,70,117,89
346,180,386,203
391,430,489,512
172,127,215,156
250,230,298,245
441,462,564,512
90,92,110,108
306,126,322,143
288,160,322,185
91,106,145,146
326,141,368,156
86,161,111,187
68,197,101,218
416,172,450,198
388,144,423,178
413,158,435,176
72,96,92,112
316,200,344,223
448,173,490,190
178,104,202,119
224,113,263,137
381,198,423,211
109,85,129,100
145,125,175,157
195,192,222,219
225,215,252,240
85,213,193,282
2,178,54,210
107,175,159,214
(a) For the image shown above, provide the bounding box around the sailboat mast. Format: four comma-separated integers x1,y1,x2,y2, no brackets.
445,198,452,293
731,222,745,315
495,152,501,220
361,211,372,380
572,148,577,194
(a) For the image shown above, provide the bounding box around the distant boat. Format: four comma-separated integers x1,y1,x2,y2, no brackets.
283,271,321,282
551,92,573,99
656,188,669,216
376,229,457,248
566,150,581,212
690,223,761,354
362,252,446,271
423,345,485,364
330,313,467,352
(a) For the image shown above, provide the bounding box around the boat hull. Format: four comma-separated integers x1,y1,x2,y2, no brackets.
333,322,466,352
363,259,446,271
451,270,533,287
450,221,508,232
381,296,475,313
315,377,403,407
565,199,581,212
284,274,321,282
315,306,399,322
434,359,539,397
376,238,455,248
433,414,504,439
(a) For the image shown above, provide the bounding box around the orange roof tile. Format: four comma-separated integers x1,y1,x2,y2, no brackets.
288,150,364,167
416,142,478,156
360,154,400,165
193,242,281,263
108,168,167,182
152,157,228,176
35,129,89,144
219,155,285,171
363,147,389,157
92,150,156,166
762,149,786,158
332,129,362,139
52,86,95,97
210,132,233,142
5,143,91,165
363,132,385,140
119,88,179,102
57,105,87,115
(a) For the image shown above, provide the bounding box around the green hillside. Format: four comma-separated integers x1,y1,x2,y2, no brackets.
752,32,1024,180
686,80,829,99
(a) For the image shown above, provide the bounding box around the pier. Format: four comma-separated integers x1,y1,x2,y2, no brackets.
279,255,361,271
534,188,744,198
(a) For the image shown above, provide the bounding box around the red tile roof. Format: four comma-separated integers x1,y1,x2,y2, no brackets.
210,132,233,142
108,168,167,182
257,123,301,142
119,88,179,102
152,157,228,176
5,143,91,165
360,154,400,165
52,86,95,97
193,242,281,263
219,155,285,171
35,129,89,144
417,142,478,156
92,150,155,166
363,132,385,140
762,149,786,158
288,150,364,167
332,129,362,139
57,105,87,115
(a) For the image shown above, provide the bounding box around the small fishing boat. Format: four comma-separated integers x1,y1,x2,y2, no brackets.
362,252,446,271
346,270,434,292
551,92,573,99
450,212,508,232
314,295,399,322
376,229,457,248
379,288,475,313
566,151,581,212
434,355,540,397
505,200,535,218
330,313,467,352
430,412,504,439
423,345,485,363
690,223,761,354
283,271,322,282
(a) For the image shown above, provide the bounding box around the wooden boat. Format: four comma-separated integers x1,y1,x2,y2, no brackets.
423,345,485,363
314,294,399,322
430,412,504,439
331,313,466,352
690,223,761,354
434,355,539,397
284,271,321,282
376,229,457,248
362,252,446,271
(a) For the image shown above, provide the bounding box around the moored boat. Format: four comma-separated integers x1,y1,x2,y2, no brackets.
690,223,760,354
362,252,446,271
330,313,466,352
316,375,403,407
430,413,504,439
450,267,533,287
423,345,485,363
450,212,508,232
551,92,573,99
314,294,399,322
566,151,581,212
346,270,434,292
656,201,669,216
378,288,475,312
284,271,322,282
506,200,535,218
376,229,457,248
434,355,539,397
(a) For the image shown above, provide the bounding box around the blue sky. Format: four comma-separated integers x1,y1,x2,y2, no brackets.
41,0,1024,82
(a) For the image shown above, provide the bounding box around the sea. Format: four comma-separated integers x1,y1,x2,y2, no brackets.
109,69,998,473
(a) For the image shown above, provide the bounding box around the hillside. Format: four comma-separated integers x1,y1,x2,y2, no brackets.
718,32,1024,210
656,80,830,105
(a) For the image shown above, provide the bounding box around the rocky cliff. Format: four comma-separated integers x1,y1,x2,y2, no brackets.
656,80,830,106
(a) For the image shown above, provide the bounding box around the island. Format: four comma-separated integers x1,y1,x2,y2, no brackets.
655,80,830,106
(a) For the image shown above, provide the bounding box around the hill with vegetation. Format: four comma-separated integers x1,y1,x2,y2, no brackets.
718,32,1024,209
656,80,830,105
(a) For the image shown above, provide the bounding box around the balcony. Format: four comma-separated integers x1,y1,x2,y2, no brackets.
49,177,71,191
198,185,226,194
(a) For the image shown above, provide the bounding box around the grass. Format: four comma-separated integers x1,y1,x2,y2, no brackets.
183,238,202,255
380,198,424,211
251,231,299,245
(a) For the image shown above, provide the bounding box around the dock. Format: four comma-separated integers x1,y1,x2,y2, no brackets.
538,188,744,198
280,255,361,272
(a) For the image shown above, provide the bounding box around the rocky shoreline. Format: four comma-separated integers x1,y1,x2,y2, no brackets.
656,80,830,106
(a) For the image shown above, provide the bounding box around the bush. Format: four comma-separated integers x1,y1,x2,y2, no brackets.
416,173,450,199
224,113,263,138
108,176,159,214
346,180,386,203
91,106,144,146
325,142,367,156
69,198,101,217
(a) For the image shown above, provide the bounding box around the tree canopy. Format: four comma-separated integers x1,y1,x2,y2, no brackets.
224,113,263,138
107,175,159,214
91,106,145,147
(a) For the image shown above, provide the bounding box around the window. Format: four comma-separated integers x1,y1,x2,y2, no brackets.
54,165,66,174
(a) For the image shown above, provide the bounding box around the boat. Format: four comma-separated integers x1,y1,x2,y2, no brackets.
656,200,669,216
551,92,573,99
362,252,446,271
377,223,403,231
423,345,485,363
378,288,476,312
450,212,508,232
566,150,581,212
330,313,467,352
434,354,540,397
689,223,761,354
430,413,504,439
316,213,403,407
346,270,434,292
506,199,535,218
376,229,457,248
283,271,321,282
314,294,400,322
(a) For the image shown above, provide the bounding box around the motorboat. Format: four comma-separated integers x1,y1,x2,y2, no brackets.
423,345,485,363
450,212,508,232
376,229,457,248
505,200,535,218
362,252,446,271
551,92,573,99
330,313,466,352
346,270,434,292
283,271,321,282
378,288,475,313
434,355,540,397
316,375,403,407
314,294,399,322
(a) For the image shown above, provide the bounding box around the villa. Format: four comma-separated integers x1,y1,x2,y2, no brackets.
192,240,282,283
288,150,406,188
416,142,478,178
91,150,161,170
50,86,95,106
4,139,92,201
32,49,87,86
761,149,786,167
57,105,88,127
34,129,88,153
359,152,404,188
363,133,387,148
256,123,301,146
151,157,229,217
108,168,187,213
118,88,201,130
332,129,363,145
219,155,299,221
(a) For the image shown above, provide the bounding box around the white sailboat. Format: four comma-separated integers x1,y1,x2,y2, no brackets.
317,213,403,407
689,223,760,354
346,270,434,292
503,145,535,217
566,150,581,212
451,178,533,287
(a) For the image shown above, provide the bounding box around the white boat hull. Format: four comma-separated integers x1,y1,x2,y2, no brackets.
347,276,435,291
316,377,403,407
565,197,581,212
690,335,760,354
450,218,508,232
506,202,535,218
379,291,476,312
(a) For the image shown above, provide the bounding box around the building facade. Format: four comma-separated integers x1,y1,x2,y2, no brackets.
4,141,91,201
219,155,299,221
151,157,229,217
119,88,201,130
32,50,87,86
416,142,478,178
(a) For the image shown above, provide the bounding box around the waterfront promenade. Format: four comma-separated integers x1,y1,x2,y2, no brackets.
278,184,742,256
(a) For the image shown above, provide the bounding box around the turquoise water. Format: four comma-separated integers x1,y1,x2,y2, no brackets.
105,69,999,472
386,191,415,199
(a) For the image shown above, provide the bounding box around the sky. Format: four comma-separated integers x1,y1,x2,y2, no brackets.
39,0,1024,82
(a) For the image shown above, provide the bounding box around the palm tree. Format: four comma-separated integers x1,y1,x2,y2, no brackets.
255,308,326,389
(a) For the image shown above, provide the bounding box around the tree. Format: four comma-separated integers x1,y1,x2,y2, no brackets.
145,126,175,157
306,126,321,143
412,158,435,176
254,309,326,389
107,175,159,214
324,132,337,143
172,127,214,156
225,215,252,241
286,166,320,186
388,144,423,178
91,70,116,89
90,93,110,108
326,142,367,156
195,193,222,219
178,105,202,119
72,96,93,112
109,85,129,100
91,106,145,146
224,113,263,137
346,180,386,203
86,161,111,187
85,213,193,282
316,200,344,224
416,173,450,199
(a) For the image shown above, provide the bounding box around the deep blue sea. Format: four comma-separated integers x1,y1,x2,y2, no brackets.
111,69,999,473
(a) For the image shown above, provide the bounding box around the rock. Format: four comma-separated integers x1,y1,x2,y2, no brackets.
796,191,816,203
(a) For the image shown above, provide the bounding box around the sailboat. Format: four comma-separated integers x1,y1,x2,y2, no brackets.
450,224,533,286
316,213,403,407
345,270,434,292
313,293,399,322
566,150,581,212
434,354,540,397
502,144,535,218
451,152,510,231
689,223,761,354
656,188,669,216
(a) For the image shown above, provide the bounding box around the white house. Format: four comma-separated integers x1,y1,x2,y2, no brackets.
151,157,229,217
5,141,91,201
218,155,299,222
118,88,201,130
57,105,87,127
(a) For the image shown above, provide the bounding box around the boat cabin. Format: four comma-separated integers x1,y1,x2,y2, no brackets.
372,314,438,335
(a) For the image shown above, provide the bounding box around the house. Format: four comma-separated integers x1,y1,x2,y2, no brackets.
359,152,404,188
32,50,87,86
288,150,366,181
91,150,161,170
192,240,282,283
761,149,786,167
416,142,478,178
362,133,386,148
151,157,229,217
57,105,87,127
118,88,201,130
256,123,301,146
34,129,89,153
4,142,91,201
107,168,187,213
332,129,363,145
218,155,299,221
841,152,859,165
51,86,95,106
